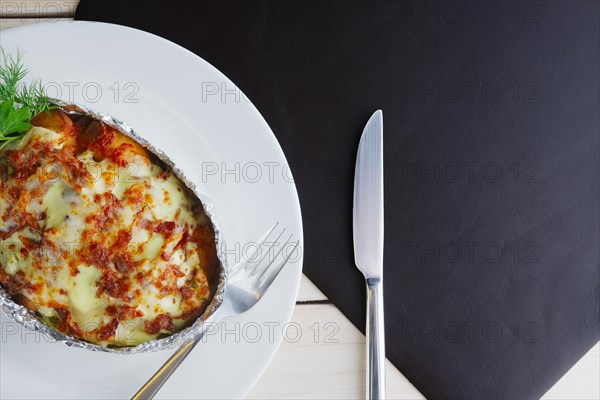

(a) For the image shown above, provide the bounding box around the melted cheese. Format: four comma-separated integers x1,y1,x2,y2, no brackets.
12,126,64,151
41,180,70,229
0,111,217,346
70,264,106,328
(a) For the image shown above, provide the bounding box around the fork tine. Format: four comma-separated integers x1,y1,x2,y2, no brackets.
248,226,286,276
235,222,280,273
255,233,292,281
259,240,300,290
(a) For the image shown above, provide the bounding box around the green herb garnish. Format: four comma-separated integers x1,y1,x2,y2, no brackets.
0,49,55,150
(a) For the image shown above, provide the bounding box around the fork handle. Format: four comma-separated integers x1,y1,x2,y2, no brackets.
366,278,386,400
131,337,201,400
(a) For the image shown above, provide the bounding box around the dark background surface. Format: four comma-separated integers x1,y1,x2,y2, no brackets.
75,1,599,398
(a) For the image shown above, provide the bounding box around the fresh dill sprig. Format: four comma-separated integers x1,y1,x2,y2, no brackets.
0,48,56,150
16,78,55,117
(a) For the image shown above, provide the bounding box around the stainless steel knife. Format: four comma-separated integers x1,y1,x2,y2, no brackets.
353,109,385,400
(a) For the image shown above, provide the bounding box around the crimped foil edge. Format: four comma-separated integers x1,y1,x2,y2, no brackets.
0,100,227,354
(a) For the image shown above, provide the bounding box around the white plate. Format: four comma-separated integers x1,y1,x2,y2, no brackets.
0,21,303,399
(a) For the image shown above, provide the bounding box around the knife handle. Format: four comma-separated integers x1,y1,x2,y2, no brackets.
366,277,386,400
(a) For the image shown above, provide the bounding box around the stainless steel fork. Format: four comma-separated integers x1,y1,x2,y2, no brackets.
132,223,299,400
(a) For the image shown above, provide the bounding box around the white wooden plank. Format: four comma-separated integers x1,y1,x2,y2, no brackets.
542,342,600,400
0,17,72,31
247,303,424,400
297,274,328,302
0,1,79,17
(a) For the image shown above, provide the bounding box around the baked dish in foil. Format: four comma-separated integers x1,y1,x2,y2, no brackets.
0,105,223,348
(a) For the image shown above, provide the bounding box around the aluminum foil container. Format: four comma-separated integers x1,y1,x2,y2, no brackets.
0,100,227,354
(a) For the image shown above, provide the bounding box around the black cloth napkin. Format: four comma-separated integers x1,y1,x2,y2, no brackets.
75,1,599,398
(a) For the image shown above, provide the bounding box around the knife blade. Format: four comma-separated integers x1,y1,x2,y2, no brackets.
353,109,385,399
353,109,384,279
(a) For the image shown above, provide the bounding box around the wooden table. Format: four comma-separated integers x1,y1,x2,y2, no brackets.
1,3,598,398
